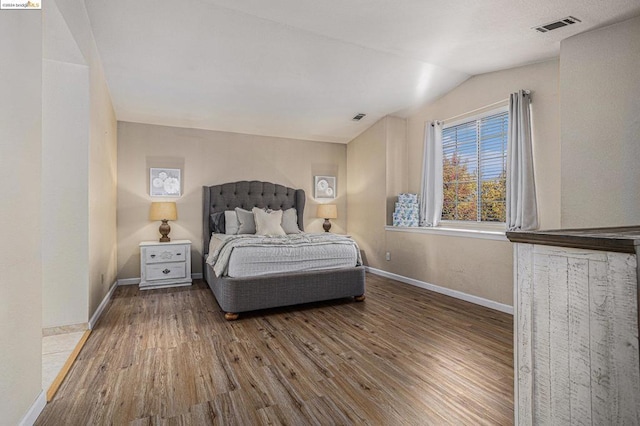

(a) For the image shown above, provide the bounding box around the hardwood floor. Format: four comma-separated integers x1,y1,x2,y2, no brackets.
36,273,513,425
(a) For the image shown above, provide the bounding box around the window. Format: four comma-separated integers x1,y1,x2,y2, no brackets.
442,108,508,223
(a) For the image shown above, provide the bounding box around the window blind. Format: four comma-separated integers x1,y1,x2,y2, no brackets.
442,110,508,222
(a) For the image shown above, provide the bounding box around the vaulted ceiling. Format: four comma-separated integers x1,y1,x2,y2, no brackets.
84,0,640,143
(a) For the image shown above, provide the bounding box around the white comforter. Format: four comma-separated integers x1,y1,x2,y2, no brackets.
206,233,362,278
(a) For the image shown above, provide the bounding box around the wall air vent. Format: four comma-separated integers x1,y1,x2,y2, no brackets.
534,16,581,33
352,113,366,121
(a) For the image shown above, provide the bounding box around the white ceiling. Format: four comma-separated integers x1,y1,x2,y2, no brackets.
84,0,640,143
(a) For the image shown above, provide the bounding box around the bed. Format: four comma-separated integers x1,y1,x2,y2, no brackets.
202,181,366,320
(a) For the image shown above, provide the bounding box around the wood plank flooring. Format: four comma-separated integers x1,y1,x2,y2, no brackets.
36,273,513,425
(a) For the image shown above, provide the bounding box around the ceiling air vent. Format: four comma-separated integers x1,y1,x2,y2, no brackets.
534,16,581,33
352,113,366,121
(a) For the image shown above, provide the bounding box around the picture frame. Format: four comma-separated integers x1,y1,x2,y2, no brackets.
150,168,181,197
314,175,336,199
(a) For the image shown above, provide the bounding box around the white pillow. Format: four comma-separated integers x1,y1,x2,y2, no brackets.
252,207,286,236
281,208,301,234
224,210,239,235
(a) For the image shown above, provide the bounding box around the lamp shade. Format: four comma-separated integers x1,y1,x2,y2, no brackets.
150,202,177,221
316,204,337,219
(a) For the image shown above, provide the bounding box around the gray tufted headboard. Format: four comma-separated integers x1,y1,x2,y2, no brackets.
202,181,305,256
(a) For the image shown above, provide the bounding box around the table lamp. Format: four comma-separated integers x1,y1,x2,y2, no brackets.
316,204,337,232
150,202,177,242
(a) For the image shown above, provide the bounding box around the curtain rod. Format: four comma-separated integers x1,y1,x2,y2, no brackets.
426,90,530,125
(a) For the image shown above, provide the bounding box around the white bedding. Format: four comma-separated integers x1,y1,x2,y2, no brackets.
206,233,361,278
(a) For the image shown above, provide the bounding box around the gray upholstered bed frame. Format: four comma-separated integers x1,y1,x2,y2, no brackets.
202,181,365,320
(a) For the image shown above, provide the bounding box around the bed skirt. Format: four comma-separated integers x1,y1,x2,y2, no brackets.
203,258,365,315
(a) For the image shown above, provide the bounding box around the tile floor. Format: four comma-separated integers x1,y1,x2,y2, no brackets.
42,331,85,393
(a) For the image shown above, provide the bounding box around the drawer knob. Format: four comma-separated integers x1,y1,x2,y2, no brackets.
162,269,170,274
150,254,156,258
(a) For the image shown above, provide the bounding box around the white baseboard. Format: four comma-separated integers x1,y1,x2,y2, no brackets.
119,273,202,286
365,266,513,315
89,280,118,329
19,389,46,426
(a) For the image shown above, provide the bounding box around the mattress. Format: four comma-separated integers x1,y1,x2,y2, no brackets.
206,233,360,278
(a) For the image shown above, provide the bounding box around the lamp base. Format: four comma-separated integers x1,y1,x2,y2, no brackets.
159,220,171,242
322,219,332,232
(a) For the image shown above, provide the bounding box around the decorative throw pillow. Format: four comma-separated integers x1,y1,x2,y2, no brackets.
253,207,286,236
281,208,301,234
235,207,256,234
224,210,239,235
210,211,226,234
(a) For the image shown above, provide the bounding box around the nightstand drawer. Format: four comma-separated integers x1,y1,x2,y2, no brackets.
145,245,186,264
146,263,187,281
139,240,192,290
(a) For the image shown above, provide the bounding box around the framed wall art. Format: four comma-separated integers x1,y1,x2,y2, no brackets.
314,176,336,199
150,168,181,197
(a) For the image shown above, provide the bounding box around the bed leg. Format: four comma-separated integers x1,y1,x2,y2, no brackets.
354,294,366,302
224,312,239,321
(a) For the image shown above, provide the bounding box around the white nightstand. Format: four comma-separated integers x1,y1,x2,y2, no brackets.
139,240,192,290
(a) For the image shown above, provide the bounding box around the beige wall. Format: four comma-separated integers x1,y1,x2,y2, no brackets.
406,59,561,229
347,118,389,269
385,231,514,305
560,15,640,228
0,12,43,425
42,59,90,328
50,0,119,322
402,59,559,305
385,116,408,225
348,60,560,306
88,55,118,318
117,122,347,279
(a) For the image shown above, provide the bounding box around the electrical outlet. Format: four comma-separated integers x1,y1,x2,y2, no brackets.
385,252,391,261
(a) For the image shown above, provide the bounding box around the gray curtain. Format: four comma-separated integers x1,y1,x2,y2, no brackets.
419,121,443,227
506,90,538,231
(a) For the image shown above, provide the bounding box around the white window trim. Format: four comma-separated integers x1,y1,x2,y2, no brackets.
443,105,508,130
392,104,512,241
440,105,509,225
439,219,506,231
385,225,507,241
